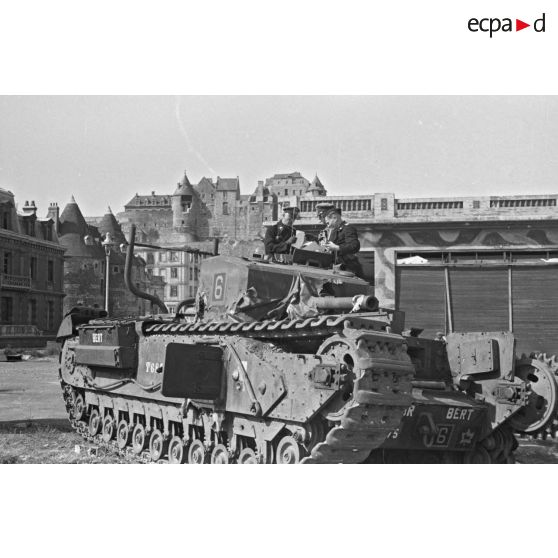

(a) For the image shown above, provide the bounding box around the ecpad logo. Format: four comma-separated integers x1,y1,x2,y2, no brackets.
468,13,546,37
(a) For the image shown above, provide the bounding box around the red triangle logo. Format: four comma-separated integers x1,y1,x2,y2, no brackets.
516,19,530,31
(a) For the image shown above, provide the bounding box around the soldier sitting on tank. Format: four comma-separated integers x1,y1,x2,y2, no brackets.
320,207,364,278
264,206,300,257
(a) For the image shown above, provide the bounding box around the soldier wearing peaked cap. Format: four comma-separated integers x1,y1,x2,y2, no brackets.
321,207,364,278
264,206,300,255
315,202,335,245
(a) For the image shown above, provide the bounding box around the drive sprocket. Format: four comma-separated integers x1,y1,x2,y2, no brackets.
509,352,558,437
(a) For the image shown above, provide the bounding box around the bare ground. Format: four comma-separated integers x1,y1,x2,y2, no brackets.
0,419,136,464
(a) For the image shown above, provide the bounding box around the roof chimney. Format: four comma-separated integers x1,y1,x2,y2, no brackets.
46,202,60,232
22,200,37,216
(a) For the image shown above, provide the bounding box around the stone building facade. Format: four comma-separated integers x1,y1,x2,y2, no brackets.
118,171,328,244
0,188,65,345
56,197,164,317
116,170,329,310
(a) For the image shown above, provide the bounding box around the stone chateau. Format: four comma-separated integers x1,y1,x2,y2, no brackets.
113,171,327,312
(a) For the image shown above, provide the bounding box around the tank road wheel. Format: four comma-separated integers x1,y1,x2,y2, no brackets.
210,444,230,464
276,435,306,464
237,448,258,464
116,420,131,450
89,409,102,436
187,439,206,464
509,355,558,435
102,415,115,442
168,436,186,464
149,429,168,462
132,423,148,455
73,393,86,422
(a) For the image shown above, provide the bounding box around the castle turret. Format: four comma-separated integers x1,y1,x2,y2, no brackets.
98,206,126,245
171,171,197,241
309,174,327,196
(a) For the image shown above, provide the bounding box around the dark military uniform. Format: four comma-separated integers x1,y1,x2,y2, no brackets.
325,221,364,278
264,221,296,254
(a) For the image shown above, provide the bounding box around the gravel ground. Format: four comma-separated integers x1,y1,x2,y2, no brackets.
1,357,557,464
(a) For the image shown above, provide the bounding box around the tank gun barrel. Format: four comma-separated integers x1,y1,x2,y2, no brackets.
309,295,379,312
125,225,169,313
134,241,217,257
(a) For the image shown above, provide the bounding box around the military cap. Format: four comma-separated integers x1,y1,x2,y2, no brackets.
324,206,342,217
282,206,300,216
316,202,336,219
316,202,335,213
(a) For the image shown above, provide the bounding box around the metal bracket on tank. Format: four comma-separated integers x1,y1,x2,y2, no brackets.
226,343,263,417
309,363,349,390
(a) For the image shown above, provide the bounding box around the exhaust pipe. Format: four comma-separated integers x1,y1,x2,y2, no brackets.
125,225,169,313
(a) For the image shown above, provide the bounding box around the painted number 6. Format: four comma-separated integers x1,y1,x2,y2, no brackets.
213,273,225,301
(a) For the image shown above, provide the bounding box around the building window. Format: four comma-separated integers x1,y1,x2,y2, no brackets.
170,251,179,262
223,202,229,215
1,211,11,230
30,257,37,280
1,297,13,323
170,286,178,297
47,301,54,330
0,296,13,324
147,253,154,264
381,198,388,211
284,189,288,196
189,268,193,281
47,260,54,282
171,267,178,278
28,299,37,324
160,252,167,262
473,200,480,209
3,252,12,274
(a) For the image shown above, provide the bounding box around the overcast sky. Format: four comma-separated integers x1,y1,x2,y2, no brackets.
0,96,556,217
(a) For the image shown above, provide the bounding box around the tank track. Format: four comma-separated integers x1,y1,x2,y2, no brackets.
61,379,518,464
62,382,165,463
61,319,522,464
142,314,377,339
302,330,415,463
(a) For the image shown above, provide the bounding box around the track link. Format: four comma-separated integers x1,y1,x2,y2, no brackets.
302,331,415,463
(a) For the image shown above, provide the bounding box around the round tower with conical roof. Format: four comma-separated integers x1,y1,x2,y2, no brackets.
172,171,198,241
309,174,327,197
98,206,126,246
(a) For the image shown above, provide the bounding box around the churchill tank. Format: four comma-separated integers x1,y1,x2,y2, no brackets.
58,226,558,463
